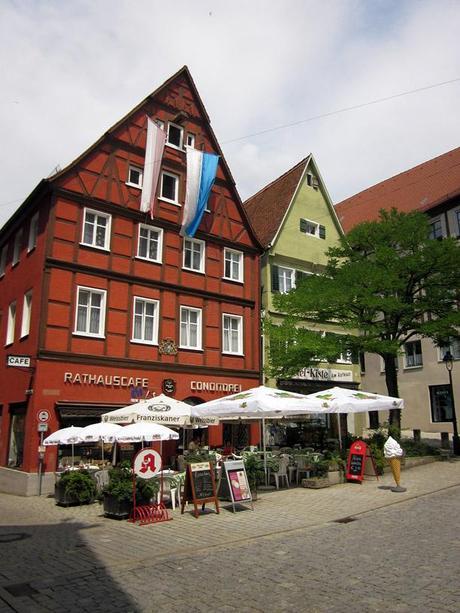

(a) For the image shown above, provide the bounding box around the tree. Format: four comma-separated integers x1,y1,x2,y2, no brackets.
266,209,460,432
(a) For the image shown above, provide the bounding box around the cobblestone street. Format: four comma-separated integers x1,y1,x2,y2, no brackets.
0,461,459,612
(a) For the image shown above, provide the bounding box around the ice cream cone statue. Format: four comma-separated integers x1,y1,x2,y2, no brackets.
384,436,406,492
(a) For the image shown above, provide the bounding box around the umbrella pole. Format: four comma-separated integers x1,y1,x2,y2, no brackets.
71,442,75,467
160,439,163,506
112,442,117,466
262,418,268,486
337,414,343,451
101,440,104,464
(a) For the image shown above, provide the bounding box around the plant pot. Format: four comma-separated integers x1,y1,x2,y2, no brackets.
301,477,331,489
55,481,94,506
103,493,132,518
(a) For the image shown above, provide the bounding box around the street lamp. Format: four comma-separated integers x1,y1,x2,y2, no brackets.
443,350,460,455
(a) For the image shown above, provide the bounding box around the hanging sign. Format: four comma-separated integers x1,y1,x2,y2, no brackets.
222,460,253,512
133,449,162,479
181,461,220,518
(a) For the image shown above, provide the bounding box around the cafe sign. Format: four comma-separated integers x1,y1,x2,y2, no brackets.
294,367,353,382
64,372,149,388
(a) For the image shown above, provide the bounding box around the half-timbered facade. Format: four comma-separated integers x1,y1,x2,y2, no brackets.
0,67,262,495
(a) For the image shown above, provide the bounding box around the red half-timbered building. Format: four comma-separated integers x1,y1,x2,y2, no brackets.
0,67,262,495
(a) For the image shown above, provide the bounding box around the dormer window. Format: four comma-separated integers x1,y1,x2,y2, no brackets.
167,122,183,149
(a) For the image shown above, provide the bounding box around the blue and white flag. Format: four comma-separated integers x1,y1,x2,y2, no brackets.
180,148,219,237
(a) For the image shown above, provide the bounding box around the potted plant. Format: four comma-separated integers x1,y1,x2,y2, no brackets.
103,461,160,518
55,470,96,506
242,453,269,500
301,457,331,489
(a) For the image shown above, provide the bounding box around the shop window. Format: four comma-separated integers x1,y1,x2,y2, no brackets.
223,248,243,282
137,224,163,262
8,406,26,468
223,314,243,355
81,208,111,250
429,384,453,423
180,306,202,350
183,238,205,273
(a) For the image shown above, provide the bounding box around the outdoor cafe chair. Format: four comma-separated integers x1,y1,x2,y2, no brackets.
270,454,290,489
294,454,312,485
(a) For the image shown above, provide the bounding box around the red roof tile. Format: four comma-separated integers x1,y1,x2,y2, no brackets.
243,157,309,247
335,147,460,232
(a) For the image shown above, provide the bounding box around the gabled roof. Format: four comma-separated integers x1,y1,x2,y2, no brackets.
243,157,310,248
335,146,460,232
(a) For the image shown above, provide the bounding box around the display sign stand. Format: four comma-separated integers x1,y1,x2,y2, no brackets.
222,460,253,513
181,461,220,519
346,440,379,484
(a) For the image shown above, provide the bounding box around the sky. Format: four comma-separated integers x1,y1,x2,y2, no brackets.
1,0,459,228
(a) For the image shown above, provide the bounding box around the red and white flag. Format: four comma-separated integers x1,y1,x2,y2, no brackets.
140,117,166,218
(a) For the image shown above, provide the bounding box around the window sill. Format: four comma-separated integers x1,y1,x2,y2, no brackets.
73,332,106,339
130,339,158,346
183,267,205,275
179,346,203,352
222,276,244,284
403,365,423,371
166,143,184,152
135,256,162,265
222,351,244,357
126,182,142,189
79,242,110,252
158,197,181,207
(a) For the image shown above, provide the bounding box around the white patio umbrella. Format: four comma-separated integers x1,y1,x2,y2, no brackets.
304,386,405,448
76,422,123,464
43,426,83,467
115,422,179,444
101,394,218,427
193,385,325,482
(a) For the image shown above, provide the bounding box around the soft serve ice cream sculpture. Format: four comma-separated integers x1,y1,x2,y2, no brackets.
384,436,405,491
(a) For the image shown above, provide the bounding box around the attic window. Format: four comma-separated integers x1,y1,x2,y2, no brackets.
167,122,183,149
300,218,326,239
127,165,143,188
306,173,319,190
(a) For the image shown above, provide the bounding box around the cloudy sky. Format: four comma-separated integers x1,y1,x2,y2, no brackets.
1,0,459,228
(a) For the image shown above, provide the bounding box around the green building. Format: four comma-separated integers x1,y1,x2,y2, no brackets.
244,156,363,445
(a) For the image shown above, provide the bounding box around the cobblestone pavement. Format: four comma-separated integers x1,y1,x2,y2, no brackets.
0,461,459,612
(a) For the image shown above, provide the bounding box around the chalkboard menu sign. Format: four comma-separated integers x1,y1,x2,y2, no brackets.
181,461,220,519
346,440,367,482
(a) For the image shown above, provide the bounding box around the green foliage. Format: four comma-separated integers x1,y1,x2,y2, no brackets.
243,453,265,488
104,460,160,503
59,470,96,503
267,209,460,431
401,440,440,457
184,449,219,465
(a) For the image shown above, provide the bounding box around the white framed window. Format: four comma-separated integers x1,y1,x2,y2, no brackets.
186,133,195,148
183,238,205,273
223,314,243,355
278,266,296,293
180,306,202,350
0,244,7,277
224,248,243,282
20,291,32,338
127,165,143,188
137,224,163,263
166,122,183,149
439,338,460,361
6,301,16,345
81,208,111,250
300,218,325,239
428,218,443,240
132,297,159,345
160,171,179,204
404,340,423,368
74,286,106,338
28,212,39,252
12,229,22,266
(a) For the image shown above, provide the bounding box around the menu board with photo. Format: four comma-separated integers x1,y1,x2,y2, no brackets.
223,460,253,512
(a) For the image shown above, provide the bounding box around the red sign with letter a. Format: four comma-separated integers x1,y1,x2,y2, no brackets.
346,440,367,483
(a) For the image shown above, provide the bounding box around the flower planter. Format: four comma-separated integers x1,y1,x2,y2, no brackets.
55,481,94,507
103,493,132,518
301,477,331,489
327,470,343,485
